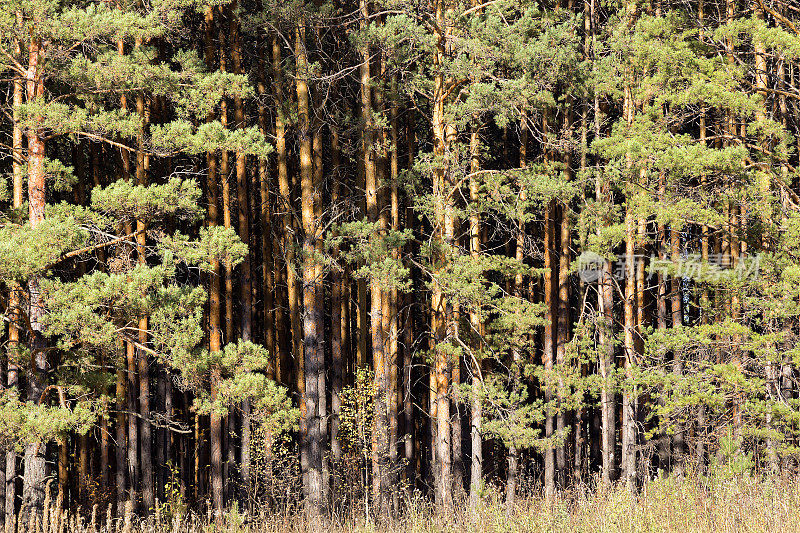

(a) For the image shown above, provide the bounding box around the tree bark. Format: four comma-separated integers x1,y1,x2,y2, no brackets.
5,21,24,525
230,1,252,493
20,35,48,527
134,46,154,510
296,19,323,514
431,3,454,507
468,119,483,512
388,74,401,511
330,128,344,471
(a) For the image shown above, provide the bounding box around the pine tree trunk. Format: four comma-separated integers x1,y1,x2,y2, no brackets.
556,108,572,482
541,105,557,497
101,413,109,497
115,39,136,496
330,128,344,470
543,197,556,497
202,5,224,513
403,115,416,495
588,0,615,488
431,4,453,506
256,36,276,380
296,19,323,514
271,33,295,387
79,434,90,502
230,2,252,493
468,119,483,512
115,350,127,512
359,0,390,516
135,66,154,512
697,10,709,458
20,35,48,527
620,79,638,493
670,227,685,474
622,204,637,493
655,172,671,472
752,0,778,472
506,116,528,515
5,27,24,525
311,72,329,504
272,31,306,491
116,32,138,511
388,77,401,511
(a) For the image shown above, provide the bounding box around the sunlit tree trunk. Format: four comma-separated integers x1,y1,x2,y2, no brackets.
557,104,573,482
296,19,323,514
20,34,49,526
404,117,416,495
430,1,455,507
468,117,483,512
543,107,556,497
388,73,401,511
621,79,637,493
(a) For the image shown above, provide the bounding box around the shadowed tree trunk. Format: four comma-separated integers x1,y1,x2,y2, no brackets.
5,19,24,526
230,1,252,492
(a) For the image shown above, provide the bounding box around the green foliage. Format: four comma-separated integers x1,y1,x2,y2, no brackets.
0,388,97,452
710,430,755,480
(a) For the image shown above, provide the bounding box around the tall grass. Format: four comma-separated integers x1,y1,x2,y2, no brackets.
7,474,799,533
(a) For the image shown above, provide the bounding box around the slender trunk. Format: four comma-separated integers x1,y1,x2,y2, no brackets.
621,81,637,493
544,197,558,496
403,117,416,494
697,2,709,459
670,226,685,474
331,129,344,471
5,23,24,525
656,173,670,471
78,434,90,503
588,0,615,488
544,198,556,497
355,0,370,374
272,34,296,387
556,107,572,481
468,119,483,512
272,32,306,490
311,65,328,504
431,3,453,506
20,35,48,527
159,370,172,502
116,31,139,512
203,5,224,513
296,19,323,513
506,116,528,515
359,0,390,516
388,75,401,511
256,31,278,500
115,347,127,512
135,56,154,511
217,7,234,348
622,199,637,493
230,2,252,492
256,36,276,380
753,0,777,471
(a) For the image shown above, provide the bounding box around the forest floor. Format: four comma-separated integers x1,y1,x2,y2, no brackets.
14,473,798,533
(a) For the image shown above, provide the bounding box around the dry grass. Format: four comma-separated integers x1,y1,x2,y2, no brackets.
8,474,800,533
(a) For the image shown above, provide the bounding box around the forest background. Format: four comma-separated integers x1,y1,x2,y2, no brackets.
1,0,800,529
